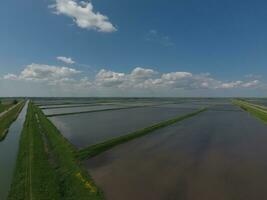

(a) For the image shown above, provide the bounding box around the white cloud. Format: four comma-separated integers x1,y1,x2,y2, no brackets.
130,67,157,79
2,65,263,96
9,63,80,82
219,81,243,89
51,0,116,32
3,73,18,80
161,72,192,80
57,56,75,64
93,68,261,91
241,80,260,88
218,80,260,89
96,69,125,87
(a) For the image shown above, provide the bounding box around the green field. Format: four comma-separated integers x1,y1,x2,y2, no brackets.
0,102,25,141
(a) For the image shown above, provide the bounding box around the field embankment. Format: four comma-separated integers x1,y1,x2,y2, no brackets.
8,102,104,200
0,102,25,141
45,105,151,117
77,108,207,160
0,104,13,113
233,99,267,123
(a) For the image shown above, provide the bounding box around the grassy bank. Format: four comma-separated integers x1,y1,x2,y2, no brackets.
0,103,13,113
8,102,104,200
233,100,267,123
0,102,25,141
77,108,207,160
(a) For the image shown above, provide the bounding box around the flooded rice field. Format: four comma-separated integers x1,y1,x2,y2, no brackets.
49,106,199,148
85,109,267,200
245,98,267,107
153,102,209,109
0,102,28,200
33,97,176,106
39,103,116,109
42,104,128,116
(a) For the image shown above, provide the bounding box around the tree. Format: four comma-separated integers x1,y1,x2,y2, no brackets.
12,100,18,105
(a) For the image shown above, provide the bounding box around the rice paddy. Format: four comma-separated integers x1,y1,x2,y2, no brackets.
1,97,267,200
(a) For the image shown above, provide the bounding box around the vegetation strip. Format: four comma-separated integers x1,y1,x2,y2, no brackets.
45,104,159,117
77,108,207,160
233,100,267,123
45,102,189,117
41,103,116,110
0,103,13,113
8,102,104,200
0,102,25,141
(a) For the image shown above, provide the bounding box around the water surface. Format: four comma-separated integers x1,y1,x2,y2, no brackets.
50,107,198,148
43,104,127,115
0,101,28,200
85,110,267,200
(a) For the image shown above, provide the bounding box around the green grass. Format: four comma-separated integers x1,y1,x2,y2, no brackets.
8,102,104,200
0,102,25,141
0,103,13,113
77,108,207,160
233,100,267,123
8,103,60,200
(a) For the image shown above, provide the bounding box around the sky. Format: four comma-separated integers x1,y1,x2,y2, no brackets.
0,0,267,97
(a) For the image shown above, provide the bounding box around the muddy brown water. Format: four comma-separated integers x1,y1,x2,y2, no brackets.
50,107,198,149
85,110,267,200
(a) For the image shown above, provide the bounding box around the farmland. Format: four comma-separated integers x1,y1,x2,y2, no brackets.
85,107,267,200
1,97,267,200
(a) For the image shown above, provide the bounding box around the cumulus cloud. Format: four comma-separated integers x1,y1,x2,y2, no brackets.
51,0,116,32
217,80,260,89
241,80,260,88
2,65,262,96
20,63,80,81
57,56,75,64
95,67,158,88
4,73,18,80
219,81,243,89
93,68,260,90
5,63,80,82
96,69,125,87
130,67,157,79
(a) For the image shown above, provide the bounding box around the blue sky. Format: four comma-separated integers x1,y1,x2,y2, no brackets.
0,0,266,97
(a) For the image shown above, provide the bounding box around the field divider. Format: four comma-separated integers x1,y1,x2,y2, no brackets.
0,129,9,142
41,103,119,110
45,106,144,117
76,108,207,161
8,101,104,199
233,99,267,123
45,102,190,117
